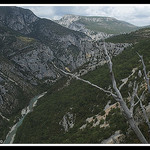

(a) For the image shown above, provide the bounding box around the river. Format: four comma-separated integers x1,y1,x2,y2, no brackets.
3,91,47,144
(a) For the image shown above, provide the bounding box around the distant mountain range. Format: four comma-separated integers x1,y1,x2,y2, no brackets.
55,14,140,40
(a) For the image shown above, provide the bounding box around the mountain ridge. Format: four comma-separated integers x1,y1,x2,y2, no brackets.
55,14,140,40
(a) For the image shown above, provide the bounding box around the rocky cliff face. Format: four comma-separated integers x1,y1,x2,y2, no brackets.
55,15,112,40
0,58,36,116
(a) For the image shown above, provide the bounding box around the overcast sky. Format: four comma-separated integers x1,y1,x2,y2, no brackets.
19,4,150,27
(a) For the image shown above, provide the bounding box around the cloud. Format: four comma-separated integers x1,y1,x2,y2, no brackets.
22,6,56,19
21,5,150,26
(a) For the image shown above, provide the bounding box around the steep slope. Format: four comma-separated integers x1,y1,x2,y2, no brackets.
0,6,39,34
55,14,140,40
0,26,40,140
13,28,150,143
106,27,150,43
0,53,39,141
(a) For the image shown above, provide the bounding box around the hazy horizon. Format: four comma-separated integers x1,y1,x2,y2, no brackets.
17,4,150,27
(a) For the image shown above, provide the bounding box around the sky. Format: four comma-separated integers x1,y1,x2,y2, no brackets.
18,4,150,27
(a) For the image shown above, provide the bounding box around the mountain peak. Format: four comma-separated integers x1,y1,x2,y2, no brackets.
59,14,80,22
0,6,39,32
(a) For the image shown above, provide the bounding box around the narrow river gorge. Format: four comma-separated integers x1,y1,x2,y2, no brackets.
3,91,47,144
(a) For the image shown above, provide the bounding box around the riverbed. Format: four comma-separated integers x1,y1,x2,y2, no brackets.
3,91,47,144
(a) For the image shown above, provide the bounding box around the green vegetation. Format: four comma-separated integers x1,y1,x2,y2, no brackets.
77,17,139,34
17,36,35,44
105,27,150,43
0,116,10,141
13,29,150,143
